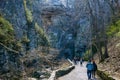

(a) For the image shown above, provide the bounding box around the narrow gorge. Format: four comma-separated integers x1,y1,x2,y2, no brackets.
0,0,120,80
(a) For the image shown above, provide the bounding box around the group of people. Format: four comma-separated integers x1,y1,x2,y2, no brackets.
73,57,83,66
73,57,98,80
86,59,97,80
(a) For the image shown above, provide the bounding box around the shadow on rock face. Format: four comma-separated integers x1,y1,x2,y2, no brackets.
57,48,74,60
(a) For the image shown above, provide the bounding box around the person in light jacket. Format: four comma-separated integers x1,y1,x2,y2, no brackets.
86,60,93,80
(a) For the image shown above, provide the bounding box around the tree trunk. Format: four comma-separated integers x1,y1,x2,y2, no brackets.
104,40,109,58
97,37,104,62
99,46,104,62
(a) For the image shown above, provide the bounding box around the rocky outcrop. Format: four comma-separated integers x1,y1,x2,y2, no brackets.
0,0,26,39
97,70,115,80
39,0,120,59
0,0,119,58
0,0,49,50
0,0,120,79
48,59,75,80
96,37,120,79
0,45,22,80
74,0,120,56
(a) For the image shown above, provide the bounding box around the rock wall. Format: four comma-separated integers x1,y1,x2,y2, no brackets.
40,0,120,58
74,0,120,56
0,0,120,58
0,1,120,78
0,45,22,79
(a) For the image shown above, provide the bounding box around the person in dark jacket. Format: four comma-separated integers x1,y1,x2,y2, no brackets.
80,58,83,66
86,60,93,80
73,57,77,65
92,60,97,79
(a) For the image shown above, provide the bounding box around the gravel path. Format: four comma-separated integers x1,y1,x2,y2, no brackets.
58,62,101,80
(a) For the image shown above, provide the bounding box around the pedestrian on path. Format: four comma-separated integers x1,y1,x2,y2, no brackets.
86,60,93,80
73,56,77,65
92,60,97,79
80,58,83,66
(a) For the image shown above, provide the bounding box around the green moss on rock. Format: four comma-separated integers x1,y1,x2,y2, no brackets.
23,0,33,23
106,20,120,37
0,16,22,52
97,70,115,80
35,23,44,36
0,16,15,45
21,35,30,43
35,23,50,46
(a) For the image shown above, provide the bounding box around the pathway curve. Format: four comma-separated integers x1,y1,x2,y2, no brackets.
58,62,101,80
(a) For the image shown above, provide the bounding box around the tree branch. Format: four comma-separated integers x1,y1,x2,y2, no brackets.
0,42,19,54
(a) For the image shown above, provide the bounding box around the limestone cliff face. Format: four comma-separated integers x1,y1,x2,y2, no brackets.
0,0,26,39
0,0,120,58
0,1,120,79
0,0,120,79
0,0,120,57
73,0,120,55
40,0,120,58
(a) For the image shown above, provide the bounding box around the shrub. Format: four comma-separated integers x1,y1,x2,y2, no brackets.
0,16,22,52
106,20,120,37
35,23,50,46
0,16,15,46
23,0,33,23
21,35,30,43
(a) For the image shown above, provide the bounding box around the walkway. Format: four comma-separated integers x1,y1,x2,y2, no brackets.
58,62,101,80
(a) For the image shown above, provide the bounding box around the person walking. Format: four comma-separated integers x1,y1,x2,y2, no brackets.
86,60,93,80
80,58,83,66
92,60,97,79
73,57,77,65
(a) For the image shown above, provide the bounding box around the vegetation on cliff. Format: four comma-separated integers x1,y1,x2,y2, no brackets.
35,23,50,46
0,0,120,79
107,20,120,37
0,15,22,52
97,19,120,79
23,0,33,23
0,16,14,45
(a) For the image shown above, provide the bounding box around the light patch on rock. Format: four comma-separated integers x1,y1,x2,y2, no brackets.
116,43,120,47
27,78,37,80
